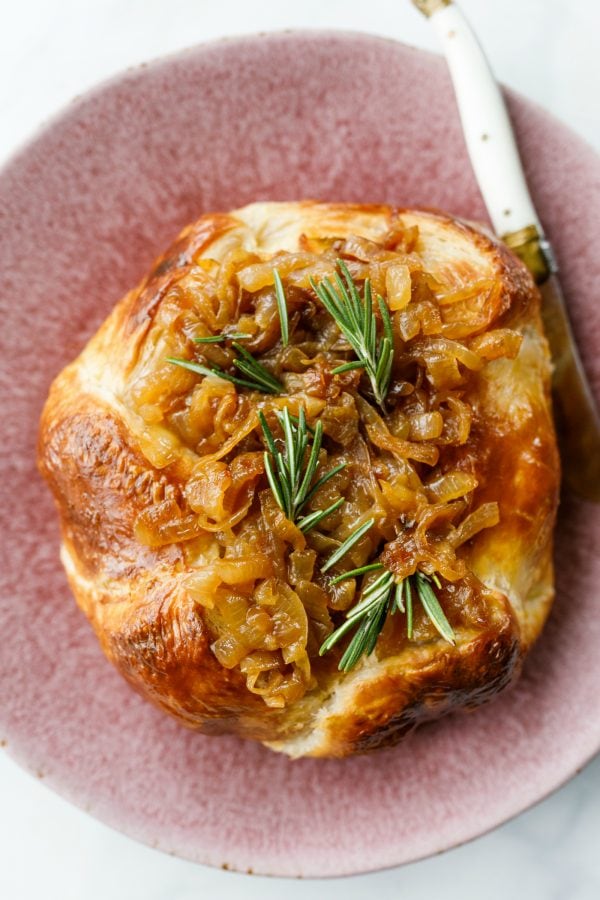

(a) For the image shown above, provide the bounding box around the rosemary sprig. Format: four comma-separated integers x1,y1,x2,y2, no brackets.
320,570,455,672
310,260,394,410
167,340,283,394
258,407,347,531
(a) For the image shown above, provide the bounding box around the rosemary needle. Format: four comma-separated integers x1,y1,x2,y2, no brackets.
297,497,344,533
414,572,455,645
321,518,376,573
405,578,414,639
330,562,384,585
193,332,251,343
272,268,289,347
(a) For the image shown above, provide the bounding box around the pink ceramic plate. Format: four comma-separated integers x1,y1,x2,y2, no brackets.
0,32,599,878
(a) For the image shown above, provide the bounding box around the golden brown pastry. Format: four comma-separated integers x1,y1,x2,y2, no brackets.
38,201,559,757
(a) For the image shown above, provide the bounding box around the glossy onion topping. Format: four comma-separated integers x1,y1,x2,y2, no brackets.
123,223,519,709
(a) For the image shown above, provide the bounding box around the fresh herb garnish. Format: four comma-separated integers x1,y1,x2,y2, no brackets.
259,407,347,532
412,571,455,644
168,274,290,392
192,332,251,344
330,561,384,584
168,261,452,671
229,341,283,393
320,570,455,672
310,260,394,410
272,269,289,348
167,341,283,395
288,413,315,435
321,518,376,573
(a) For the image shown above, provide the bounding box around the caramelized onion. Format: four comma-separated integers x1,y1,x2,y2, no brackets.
425,471,479,502
404,337,483,389
395,300,442,341
449,502,500,548
381,500,468,583
196,407,257,462
439,397,472,445
125,223,517,708
435,278,496,306
237,252,324,292
438,279,504,340
184,452,263,531
367,423,440,466
409,411,444,441
386,264,412,311
469,328,523,361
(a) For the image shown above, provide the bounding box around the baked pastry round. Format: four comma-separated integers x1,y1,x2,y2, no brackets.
38,201,559,757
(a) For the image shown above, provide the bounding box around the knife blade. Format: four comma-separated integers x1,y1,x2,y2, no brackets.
412,0,600,502
540,274,600,501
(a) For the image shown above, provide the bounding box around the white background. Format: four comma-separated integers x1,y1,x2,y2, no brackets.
1,1,599,897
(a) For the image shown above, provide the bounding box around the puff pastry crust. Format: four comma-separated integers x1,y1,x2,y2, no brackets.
38,202,559,757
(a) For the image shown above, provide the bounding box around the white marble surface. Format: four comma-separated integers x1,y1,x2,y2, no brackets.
1,1,599,897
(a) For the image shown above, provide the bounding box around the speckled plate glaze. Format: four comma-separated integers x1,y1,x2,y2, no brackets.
0,31,599,878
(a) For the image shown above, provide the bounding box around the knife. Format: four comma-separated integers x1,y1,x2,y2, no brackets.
412,0,600,502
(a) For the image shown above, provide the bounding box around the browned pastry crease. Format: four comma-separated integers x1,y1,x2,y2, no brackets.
38,202,559,757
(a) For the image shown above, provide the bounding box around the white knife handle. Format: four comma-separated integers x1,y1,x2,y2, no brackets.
423,1,542,238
